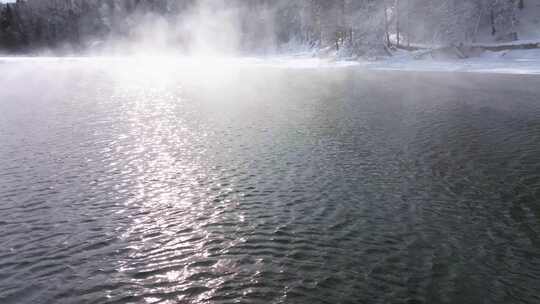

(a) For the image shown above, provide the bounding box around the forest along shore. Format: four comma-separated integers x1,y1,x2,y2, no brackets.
1,0,539,59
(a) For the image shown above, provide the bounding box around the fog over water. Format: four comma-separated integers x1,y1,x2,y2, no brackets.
1,57,540,303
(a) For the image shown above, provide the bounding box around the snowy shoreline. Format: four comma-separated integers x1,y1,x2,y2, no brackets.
1,48,540,75
357,48,540,75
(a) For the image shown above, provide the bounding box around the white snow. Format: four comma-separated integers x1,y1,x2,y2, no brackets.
516,2,540,41
1,49,540,75
356,48,540,75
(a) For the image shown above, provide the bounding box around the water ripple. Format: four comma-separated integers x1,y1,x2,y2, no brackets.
1,64,540,303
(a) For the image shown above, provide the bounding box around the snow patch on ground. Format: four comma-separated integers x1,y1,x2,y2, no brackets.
359,49,540,75
516,2,540,41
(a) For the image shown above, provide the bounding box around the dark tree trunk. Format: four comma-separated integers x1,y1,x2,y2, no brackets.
491,9,496,36
395,0,400,47
384,1,390,47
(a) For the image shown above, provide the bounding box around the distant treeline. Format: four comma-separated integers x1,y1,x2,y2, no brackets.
0,0,527,55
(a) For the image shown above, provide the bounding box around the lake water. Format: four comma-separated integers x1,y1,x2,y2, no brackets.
1,58,540,304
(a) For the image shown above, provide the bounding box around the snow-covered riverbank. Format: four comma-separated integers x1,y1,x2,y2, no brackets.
2,48,540,75
359,48,540,75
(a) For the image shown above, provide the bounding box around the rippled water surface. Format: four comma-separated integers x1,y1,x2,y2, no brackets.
1,59,540,304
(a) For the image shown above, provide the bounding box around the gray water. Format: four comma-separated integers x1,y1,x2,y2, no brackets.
1,59,540,304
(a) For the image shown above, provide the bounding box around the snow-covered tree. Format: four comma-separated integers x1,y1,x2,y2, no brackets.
0,0,528,54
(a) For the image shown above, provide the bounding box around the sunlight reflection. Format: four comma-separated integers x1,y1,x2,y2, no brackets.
102,67,248,303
